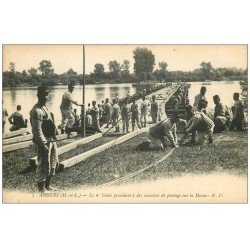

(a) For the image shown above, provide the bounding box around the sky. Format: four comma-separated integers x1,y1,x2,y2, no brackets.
3,44,247,74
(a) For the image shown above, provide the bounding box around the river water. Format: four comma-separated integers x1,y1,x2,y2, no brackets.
2,81,242,131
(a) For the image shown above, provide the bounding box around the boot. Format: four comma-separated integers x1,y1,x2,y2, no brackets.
65,126,72,136
37,181,46,192
208,136,213,144
45,177,58,191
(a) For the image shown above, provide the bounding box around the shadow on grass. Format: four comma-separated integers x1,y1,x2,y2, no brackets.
2,131,248,192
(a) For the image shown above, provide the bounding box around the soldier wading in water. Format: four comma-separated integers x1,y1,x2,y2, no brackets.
30,87,59,192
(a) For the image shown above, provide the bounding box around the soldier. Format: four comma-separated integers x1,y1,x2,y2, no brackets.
111,99,120,132
193,86,207,109
131,99,141,131
103,98,112,128
150,95,158,123
121,98,130,133
86,103,92,127
115,94,119,106
91,101,102,133
229,92,244,131
140,96,148,127
60,83,83,134
139,113,181,150
73,108,80,127
8,105,28,131
213,95,230,132
2,102,8,133
98,104,103,119
186,99,214,145
30,87,58,192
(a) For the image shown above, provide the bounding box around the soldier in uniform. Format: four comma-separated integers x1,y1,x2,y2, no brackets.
186,99,215,145
8,105,28,131
150,95,159,124
147,113,181,150
91,101,102,133
103,98,112,128
121,98,130,133
136,113,181,151
30,87,58,192
193,86,207,109
98,104,103,119
140,96,148,127
60,83,82,134
111,99,120,132
229,92,244,131
213,95,230,132
2,102,8,133
131,99,141,131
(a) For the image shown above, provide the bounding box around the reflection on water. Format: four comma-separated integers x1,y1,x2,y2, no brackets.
3,83,135,130
2,81,241,131
188,81,241,109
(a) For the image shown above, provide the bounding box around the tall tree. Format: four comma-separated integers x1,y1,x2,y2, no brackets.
9,62,16,73
67,68,77,75
28,67,38,77
158,61,168,81
159,62,168,71
122,60,130,73
121,60,130,81
200,62,213,80
94,63,105,81
108,60,121,79
38,60,54,76
133,47,155,81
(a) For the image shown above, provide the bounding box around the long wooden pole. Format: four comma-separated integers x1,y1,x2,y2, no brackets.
81,44,86,137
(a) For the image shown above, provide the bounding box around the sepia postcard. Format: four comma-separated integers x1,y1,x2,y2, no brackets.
1,44,248,203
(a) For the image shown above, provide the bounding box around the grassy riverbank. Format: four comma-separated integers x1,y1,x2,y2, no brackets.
2,130,247,193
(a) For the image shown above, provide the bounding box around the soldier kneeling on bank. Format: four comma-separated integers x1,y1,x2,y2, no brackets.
136,112,182,151
30,86,59,192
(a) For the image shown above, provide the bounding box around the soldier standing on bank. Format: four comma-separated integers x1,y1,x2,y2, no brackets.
2,101,8,133
60,82,83,134
91,101,102,133
30,86,59,192
150,95,159,124
229,92,244,132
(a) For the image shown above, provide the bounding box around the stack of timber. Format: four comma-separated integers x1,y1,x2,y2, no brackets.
3,128,28,139
3,131,77,153
29,132,102,167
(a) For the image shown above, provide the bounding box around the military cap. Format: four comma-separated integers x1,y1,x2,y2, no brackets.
213,95,220,100
37,86,49,96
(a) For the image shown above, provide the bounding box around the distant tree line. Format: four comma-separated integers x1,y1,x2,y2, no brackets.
2,48,248,87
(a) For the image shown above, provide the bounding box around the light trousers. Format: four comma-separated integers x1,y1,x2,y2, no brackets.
61,109,75,129
36,141,58,183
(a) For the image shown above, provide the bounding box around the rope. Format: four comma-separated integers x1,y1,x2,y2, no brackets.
94,148,176,189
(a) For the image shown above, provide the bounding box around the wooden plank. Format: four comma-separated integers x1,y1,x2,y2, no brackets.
3,134,33,145
114,128,147,145
3,128,27,139
60,127,147,169
3,132,77,153
3,140,34,153
29,133,102,167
